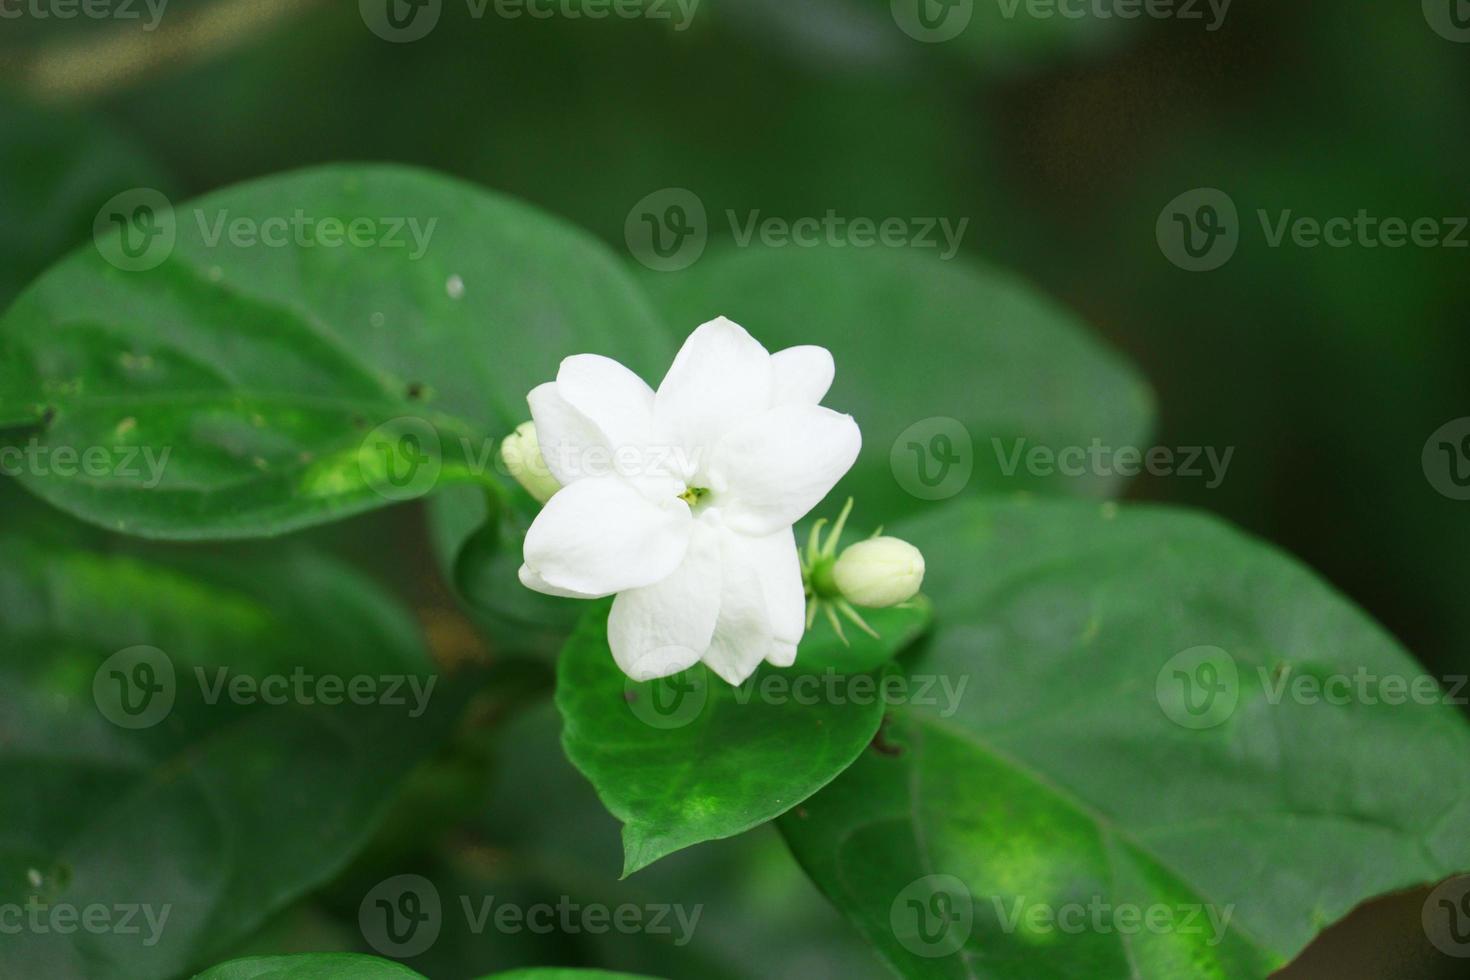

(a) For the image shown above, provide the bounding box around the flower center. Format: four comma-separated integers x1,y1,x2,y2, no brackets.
678,486,711,510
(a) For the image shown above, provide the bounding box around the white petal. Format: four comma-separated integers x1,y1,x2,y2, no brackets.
655,316,773,457
608,523,722,681
771,346,834,405
518,563,604,600
701,527,774,686
744,527,806,667
710,404,862,537
523,477,690,596
556,354,656,453
527,382,604,487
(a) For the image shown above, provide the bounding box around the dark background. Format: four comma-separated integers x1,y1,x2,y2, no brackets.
1,1,1466,977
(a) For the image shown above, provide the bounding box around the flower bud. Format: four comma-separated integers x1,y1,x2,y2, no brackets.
500,421,560,504
831,536,925,608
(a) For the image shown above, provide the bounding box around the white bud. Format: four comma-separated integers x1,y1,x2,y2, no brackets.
500,421,560,504
831,536,925,608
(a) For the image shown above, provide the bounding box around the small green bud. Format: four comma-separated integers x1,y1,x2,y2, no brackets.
500,421,560,504
832,536,925,608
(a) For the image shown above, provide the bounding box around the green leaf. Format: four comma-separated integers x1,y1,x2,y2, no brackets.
191,953,428,979
0,164,670,539
643,246,1154,519
0,490,464,979
192,953,662,980
556,604,902,876
780,497,1470,979
455,701,892,980
487,970,662,980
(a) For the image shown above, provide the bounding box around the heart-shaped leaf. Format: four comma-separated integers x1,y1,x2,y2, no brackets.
780,497,1470,979
0,164,670,539
557,602,931,875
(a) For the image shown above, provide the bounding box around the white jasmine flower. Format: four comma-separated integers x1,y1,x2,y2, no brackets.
517,316,861,685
